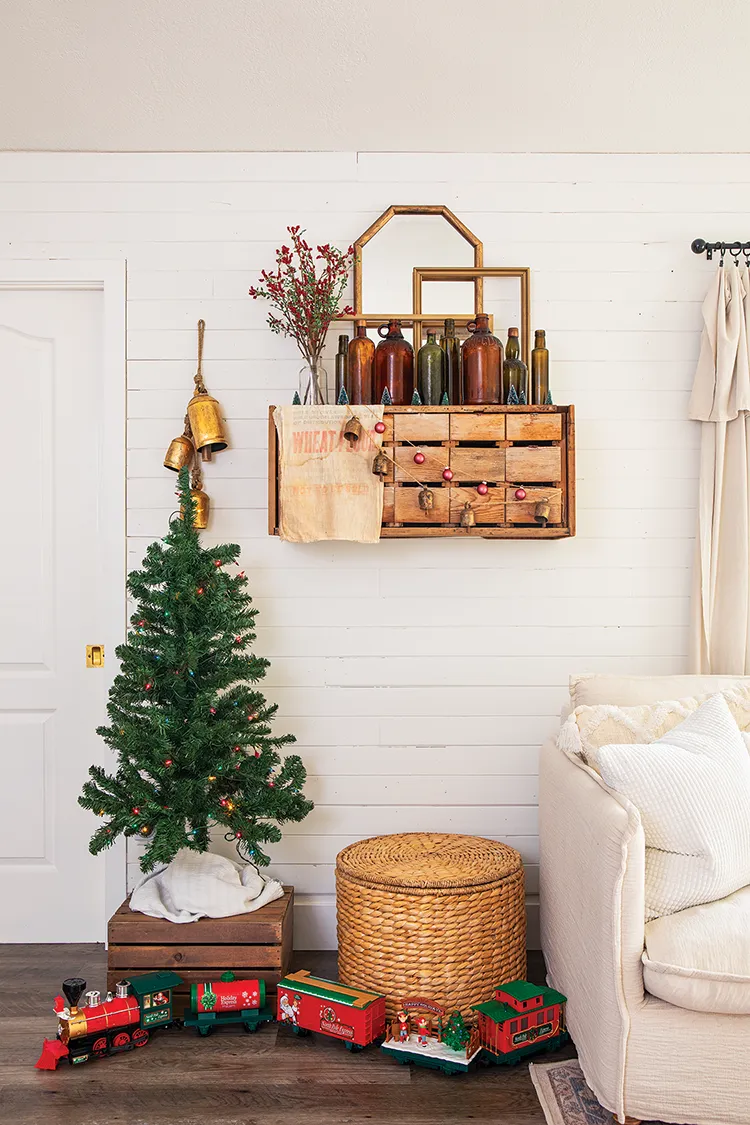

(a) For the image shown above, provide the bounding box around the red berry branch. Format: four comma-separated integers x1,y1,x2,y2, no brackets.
249,226,355,368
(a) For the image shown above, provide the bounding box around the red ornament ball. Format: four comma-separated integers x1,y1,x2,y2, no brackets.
234,636,242,644
477,481,489,496
214,560,222,567
209,707,217,715
138,619,146,627
164,758,173,767
268,780,275,788
374,421,386,434
413,452,425,465
196,586,205,595
144,681,153,691
219,798,228,807
236,831,242,838
235,763,241,770
515,487,527,500
132,807,140,815
255,749,261,758
442,467,454,481
233,745,241,753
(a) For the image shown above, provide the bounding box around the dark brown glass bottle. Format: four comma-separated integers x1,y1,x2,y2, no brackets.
503,327,529,404
375,320,414,405
418,330,445,405
347,322,375,404
440,318,461,404
335,334,349,400
461,314,502,404
531,329,549,405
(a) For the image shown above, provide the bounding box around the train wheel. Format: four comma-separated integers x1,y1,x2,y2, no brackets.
132,1029,150,1048
198,1026,212,1037
112,1032,131,1049
92,1036,108,1058
242,1023,258,1034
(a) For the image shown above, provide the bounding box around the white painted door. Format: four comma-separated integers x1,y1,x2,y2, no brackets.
0,264,125,941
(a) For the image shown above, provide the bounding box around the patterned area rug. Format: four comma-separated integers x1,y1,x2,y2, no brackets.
529,1059,670,1125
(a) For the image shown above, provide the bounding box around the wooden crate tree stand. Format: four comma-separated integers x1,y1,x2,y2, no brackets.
269,405,575,540
107,888,294,1009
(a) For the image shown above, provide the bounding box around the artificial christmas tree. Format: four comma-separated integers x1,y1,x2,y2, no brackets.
79,468,312,873
442,1010,470,1052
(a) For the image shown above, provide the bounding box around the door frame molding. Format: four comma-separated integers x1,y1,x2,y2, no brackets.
0,259,127,934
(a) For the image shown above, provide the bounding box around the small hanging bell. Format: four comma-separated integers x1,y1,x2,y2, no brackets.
188,489,210,529
342,415,363,444
534,498,551,525
164,433,195,472
460,502,476,528
187,391,227,461
418,487,434,511
187,320,228,462
372,451,389,477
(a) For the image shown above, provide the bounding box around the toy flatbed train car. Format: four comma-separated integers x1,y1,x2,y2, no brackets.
472,980,568,1064
276,970,386,1050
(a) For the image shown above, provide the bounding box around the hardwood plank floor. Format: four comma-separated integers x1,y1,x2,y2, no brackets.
0,945,574,1124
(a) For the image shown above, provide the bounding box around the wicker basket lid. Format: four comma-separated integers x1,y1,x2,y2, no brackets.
336,832,522,890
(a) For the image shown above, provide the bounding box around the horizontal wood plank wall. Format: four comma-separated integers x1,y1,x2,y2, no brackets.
0,150,718,948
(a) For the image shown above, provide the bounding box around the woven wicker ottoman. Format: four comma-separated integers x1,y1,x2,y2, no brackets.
336,832,526,1018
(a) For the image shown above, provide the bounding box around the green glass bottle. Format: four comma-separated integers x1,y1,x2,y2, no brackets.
417,329,445,405
531,329,549,405
502,327,529,404
335,334,349,400
440,318,461,404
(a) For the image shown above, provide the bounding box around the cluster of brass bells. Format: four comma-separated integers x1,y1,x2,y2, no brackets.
163,320,228,530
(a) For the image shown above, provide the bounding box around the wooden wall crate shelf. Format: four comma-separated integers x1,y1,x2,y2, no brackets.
107,888,294,1009
268,405,575,540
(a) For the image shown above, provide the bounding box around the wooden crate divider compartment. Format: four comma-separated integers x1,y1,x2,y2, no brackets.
107,888,294,1011
269,405,575,539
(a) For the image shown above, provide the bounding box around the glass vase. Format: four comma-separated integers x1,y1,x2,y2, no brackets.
299,359,329,405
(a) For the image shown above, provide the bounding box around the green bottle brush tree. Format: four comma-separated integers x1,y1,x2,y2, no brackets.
79,467,313,872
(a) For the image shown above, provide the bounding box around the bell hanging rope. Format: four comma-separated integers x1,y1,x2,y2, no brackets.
164,414,195,472
186,319,228,462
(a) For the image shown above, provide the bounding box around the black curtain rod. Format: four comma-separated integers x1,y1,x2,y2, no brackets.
692,239,750,261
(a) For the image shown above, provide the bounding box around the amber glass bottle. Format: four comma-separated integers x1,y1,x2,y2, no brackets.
375,320,414,406
418,330,445,405
335,334,349,400
440,318,461,404
347,322,375,404
503,327,529,404
461,314,502,404
531,329,549,405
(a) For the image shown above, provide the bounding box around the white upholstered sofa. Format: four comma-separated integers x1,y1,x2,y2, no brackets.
540,674,750,1125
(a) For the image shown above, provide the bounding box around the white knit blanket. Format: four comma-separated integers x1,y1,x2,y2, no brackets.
129,848,284,923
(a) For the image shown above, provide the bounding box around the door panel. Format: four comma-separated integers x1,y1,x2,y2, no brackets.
0,279,121,940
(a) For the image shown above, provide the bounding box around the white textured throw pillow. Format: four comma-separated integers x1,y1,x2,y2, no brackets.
590,694,750,920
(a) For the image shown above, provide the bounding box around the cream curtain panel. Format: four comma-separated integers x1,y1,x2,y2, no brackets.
690,264,750,673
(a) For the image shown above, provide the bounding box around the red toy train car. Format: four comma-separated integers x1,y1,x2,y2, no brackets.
276,970,386,1050
473,980,567,1063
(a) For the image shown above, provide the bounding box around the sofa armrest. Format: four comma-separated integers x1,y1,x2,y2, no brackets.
539,737,646,1118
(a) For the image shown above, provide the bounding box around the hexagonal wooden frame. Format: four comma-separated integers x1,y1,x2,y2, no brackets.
332,205,486,344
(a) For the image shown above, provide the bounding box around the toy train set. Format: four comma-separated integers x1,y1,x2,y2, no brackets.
36,969,567,1076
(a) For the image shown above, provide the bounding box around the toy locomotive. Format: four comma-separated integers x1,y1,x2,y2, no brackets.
36,970,566,1075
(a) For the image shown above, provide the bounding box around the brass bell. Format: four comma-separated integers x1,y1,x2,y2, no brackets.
187,391,228,460
164,433,195,472
460,502,476,528
534,498,551,525
342,415,363,444
418,487,434,511
181,488,210,530
372,451,389,477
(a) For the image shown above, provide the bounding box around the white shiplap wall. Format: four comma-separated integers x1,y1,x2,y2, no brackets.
0,150,722,946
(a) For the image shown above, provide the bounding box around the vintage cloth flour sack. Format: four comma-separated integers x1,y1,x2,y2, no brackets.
273,404,384,542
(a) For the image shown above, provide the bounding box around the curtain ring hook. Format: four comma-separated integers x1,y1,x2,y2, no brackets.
720,247,726,266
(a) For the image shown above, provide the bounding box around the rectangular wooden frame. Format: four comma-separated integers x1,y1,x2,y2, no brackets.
413,266,531,368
